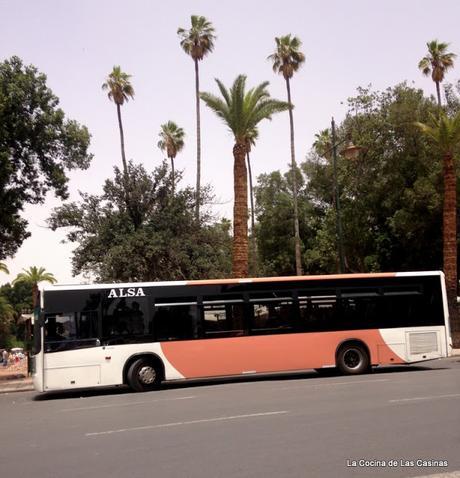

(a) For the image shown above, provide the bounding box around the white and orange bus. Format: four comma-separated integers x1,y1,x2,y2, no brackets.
32,271,452,393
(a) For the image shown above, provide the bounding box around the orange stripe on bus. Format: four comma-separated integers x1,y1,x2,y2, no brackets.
186,273,397,287
161,330,405,379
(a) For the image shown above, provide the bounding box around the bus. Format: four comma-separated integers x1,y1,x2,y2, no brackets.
32,271,452,393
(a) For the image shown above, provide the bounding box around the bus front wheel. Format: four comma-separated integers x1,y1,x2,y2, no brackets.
336,343,370,375
127,358,161,392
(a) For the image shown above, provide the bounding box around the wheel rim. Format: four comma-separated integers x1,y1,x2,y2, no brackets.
343,348,362,369
138,365,156,385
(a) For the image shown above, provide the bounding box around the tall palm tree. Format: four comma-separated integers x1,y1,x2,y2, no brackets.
0,262,9,274
200,75,289,277
157,121,185,195
418,40,456,107
416,111,460,346
246,128,259,276
102,66,135,178
178,15,216,221
268,34,305,275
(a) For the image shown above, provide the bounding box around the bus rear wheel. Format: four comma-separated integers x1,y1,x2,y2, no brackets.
336,343,370,375
127,358,161,392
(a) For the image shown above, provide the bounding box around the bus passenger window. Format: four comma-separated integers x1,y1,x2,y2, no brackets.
203,303,246,338
154,304,198,341
250,301,294,333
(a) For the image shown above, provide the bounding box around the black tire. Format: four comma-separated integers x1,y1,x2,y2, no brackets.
127,358,161,392
336,343,370,375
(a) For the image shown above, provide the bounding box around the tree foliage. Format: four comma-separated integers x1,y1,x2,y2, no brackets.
49,162,232,282
256,83,460,275
0,56,92,260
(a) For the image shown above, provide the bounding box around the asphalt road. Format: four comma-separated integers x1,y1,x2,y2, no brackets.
1,358,460,478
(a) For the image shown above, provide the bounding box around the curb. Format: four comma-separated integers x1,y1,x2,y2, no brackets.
0,379,34,394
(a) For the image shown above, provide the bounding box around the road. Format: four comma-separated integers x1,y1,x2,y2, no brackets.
1,358,459,478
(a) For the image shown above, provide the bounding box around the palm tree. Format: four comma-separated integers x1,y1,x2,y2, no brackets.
268,34,306,275
102,66,135,177
178,15,216,221
157,121,185,195
313,128,332,160
13,266,57,310
200,75,289,277
13,266,57,348
418,40,456,107
416,111,460,346
0,262,9,274
246,128,259,276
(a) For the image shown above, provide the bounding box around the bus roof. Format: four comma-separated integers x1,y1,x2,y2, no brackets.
41,271,443,292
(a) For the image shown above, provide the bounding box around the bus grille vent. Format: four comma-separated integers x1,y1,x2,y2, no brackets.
409,332,438,355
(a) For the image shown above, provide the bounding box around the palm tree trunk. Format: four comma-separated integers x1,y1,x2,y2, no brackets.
116,103,129,177
247,151,258,276
232,142,249,278
435,81,442,108
170,157,175,196
194,58,201,222
443,152,459,346
116,104,138,229
285,78,302,276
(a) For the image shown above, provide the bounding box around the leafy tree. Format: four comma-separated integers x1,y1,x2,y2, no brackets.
256,83,456,278
418,40,456,107
0,295,14,348
255,169,315,276
416,111,460,345
0,262,8,274
0,281,33,342
49,161,232,282
157,121,185,195
268,35,306,275
200,75,289,277
178,15,216,221
0,56,92,259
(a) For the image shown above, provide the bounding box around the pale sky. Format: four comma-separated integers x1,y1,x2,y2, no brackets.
1,0,459,284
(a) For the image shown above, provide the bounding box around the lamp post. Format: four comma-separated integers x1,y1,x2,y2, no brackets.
330,117,363,273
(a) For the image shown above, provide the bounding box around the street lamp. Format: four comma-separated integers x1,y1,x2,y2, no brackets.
330,117,364,273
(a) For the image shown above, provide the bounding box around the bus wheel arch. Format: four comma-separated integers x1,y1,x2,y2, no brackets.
123,353,165,392
335,339,371,375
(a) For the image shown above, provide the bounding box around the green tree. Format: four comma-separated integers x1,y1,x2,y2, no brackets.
157,121,185,195
0,56,92,259
418,40,456,107
0,281,33,342
49,162,232,282
200,75,289,277
0,295,14,348
256,83,452,277
415,111,460,346
0,262,9,274
178,15,216,221
268,35,306,275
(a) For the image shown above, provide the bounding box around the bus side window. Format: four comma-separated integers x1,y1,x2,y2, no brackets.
154,304,199,341
203,302,247,338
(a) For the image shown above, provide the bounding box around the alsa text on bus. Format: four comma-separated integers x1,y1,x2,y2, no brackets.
107,288,146,298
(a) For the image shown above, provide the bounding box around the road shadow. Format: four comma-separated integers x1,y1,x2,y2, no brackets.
33,362,450,400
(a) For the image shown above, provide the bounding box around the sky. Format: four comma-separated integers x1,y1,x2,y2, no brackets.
1,0,459,285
